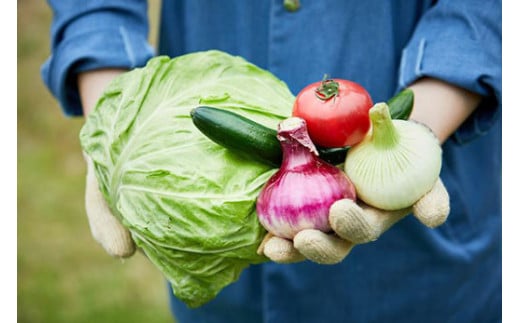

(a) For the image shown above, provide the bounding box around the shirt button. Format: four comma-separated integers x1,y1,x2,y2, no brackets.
283,0,300,12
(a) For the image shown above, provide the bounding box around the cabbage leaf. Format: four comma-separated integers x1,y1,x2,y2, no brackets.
79,51,294,307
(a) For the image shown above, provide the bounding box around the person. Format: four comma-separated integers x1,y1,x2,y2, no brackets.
41,1,501,322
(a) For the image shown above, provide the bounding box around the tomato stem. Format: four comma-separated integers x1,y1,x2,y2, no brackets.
315,75,339,101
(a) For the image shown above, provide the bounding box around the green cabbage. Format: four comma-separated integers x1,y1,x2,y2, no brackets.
79,51,294,308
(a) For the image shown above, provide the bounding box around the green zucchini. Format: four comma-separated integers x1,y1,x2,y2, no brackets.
388,88,414,120
190,89,413,167
191,106,282,167
316,146,351,165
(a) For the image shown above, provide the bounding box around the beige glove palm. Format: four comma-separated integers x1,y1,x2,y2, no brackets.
257,178,450,264
84,155,136,258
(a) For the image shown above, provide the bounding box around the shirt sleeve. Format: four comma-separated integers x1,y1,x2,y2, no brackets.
40,0,156,116
398,0,502,143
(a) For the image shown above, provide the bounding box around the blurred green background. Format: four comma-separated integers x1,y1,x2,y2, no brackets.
18,1,174,322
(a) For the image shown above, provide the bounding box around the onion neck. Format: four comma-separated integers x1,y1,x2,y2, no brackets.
280,141,317,169
370,103,400,148
277,117,319,170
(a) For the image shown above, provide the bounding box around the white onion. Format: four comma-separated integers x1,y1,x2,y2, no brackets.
344,103,442,210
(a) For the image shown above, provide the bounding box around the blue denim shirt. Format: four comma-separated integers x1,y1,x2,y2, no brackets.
42,1,502,322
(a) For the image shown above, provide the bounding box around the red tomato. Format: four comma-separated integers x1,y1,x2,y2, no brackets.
292,78,373,148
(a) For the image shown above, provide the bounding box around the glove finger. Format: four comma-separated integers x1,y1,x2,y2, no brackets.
412,178,450,228
257,233,305,264
85,156,136,258
293,229,354,265
330,199,410,244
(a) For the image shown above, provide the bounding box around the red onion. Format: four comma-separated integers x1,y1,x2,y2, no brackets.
256,117,357,239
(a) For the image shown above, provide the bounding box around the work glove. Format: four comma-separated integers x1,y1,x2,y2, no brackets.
78,69,136,258
257,178,450,264
84,154,136,258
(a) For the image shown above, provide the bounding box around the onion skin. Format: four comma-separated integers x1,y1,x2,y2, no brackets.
256,117,356,239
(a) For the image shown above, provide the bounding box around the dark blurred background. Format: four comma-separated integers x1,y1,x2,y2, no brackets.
17,1,174,322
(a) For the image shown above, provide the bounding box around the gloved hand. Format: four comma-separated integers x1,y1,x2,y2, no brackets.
257,178,449,264
84,154,136,258
79,68,135,258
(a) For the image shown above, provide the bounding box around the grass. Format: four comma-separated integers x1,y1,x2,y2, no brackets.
17,1,173,322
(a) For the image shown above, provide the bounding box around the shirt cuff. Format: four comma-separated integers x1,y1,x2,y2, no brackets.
41,13,155,116
398,36,501,144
